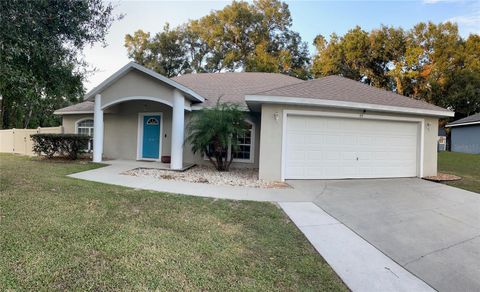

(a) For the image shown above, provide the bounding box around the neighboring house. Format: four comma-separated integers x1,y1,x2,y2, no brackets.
438,127,447,151
445,113,480,154
54,62,454,181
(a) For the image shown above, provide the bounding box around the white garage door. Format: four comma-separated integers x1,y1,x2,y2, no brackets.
284,115,419,179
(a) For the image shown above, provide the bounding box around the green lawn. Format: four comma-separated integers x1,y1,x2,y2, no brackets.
0,154,346,291
438,151,480,193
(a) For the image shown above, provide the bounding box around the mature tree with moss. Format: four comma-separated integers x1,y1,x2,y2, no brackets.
125,0,310,79
0,0,118,128
187,103,248,171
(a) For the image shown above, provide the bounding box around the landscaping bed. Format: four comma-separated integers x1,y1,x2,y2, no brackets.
124,166,291,189
424,172,462,182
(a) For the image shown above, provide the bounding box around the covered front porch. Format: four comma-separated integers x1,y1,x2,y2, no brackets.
93,96,188,170
87,62,205,170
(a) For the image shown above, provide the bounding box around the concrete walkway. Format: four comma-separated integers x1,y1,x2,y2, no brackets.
70,160,318,202
280,202,434,292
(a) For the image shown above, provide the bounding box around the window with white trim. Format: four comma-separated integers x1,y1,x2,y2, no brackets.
76,119,94,152
203,120,255,163
232,121,254,162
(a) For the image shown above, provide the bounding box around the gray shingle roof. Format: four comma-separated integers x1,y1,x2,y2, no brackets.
172,72,304,107
253,75,451,113
55,73,453,116
446,113,480,126
54,101,94,114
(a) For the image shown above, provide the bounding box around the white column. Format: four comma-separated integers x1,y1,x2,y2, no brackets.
171,90,185,170
93,94,104,162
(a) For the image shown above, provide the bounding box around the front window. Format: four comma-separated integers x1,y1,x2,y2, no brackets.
203,120,255,163
232,122,253,162
76,119,94,152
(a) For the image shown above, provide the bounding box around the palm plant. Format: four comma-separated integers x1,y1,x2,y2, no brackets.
187,103,248,171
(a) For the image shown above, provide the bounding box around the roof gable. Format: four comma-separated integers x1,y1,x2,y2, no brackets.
85,62,204,103
446,113,480,127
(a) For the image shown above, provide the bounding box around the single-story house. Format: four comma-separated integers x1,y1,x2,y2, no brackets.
445,113,480,154
54,62,454,181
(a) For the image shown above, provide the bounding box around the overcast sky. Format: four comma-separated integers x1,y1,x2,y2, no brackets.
83,0,480,91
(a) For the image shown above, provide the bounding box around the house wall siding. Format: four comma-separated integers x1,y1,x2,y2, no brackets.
451,125,480,154
61,101,171,160
99,70,178,109
61,103,261,168
258,104,439,181
62,114,94,133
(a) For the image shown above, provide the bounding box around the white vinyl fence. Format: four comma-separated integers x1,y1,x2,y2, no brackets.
0,126,64,156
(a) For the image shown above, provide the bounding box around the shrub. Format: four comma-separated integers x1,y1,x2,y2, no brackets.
187,103,247,171
31,134,90,160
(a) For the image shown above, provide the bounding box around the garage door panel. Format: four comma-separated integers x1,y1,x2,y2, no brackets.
285,115,419,179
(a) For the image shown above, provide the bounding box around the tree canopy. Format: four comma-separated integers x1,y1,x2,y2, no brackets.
124,0,310,79
312,22,480,117
0,0,118,128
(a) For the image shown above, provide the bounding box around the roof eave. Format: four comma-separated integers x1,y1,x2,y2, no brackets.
245,95,455,118
445,121,480,127
85,62,205,103
53,110,94,115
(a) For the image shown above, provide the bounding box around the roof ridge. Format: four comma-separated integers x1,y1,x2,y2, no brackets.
172,71,300,79
252,78,307,95
447,112,480,125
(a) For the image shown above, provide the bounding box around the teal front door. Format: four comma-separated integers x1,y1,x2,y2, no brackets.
142,115,161,159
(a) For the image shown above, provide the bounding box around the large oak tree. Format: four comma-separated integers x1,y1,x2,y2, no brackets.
312,22,480,117
0,0,118,128
125,0,310,79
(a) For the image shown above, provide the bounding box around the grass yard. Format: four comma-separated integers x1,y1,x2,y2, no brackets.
438,151,480,193
0,154,347,291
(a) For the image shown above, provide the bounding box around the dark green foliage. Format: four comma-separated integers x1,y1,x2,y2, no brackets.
124,0,310,79
0,0,118,129
187,103,247,171
312,22,480,116
31,134,90,160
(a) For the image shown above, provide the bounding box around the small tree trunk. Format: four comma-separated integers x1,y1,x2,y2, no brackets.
216,153,224,171
207,155,218,169
226,155,234,171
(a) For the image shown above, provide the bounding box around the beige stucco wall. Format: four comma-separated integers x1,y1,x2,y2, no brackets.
61,102,261,167
100,70,173,108
258,104,440,181
103,101,173,160
62,114,94,133
61,101,172,160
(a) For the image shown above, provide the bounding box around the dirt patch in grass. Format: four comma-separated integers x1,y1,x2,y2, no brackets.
424,172,462,182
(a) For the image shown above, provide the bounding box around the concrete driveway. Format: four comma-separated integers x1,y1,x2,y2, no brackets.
289,178,480,292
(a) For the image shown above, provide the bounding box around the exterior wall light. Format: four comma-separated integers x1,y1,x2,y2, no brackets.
274,112,279,121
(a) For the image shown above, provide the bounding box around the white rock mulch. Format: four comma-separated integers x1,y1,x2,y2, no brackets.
124,166,290,189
